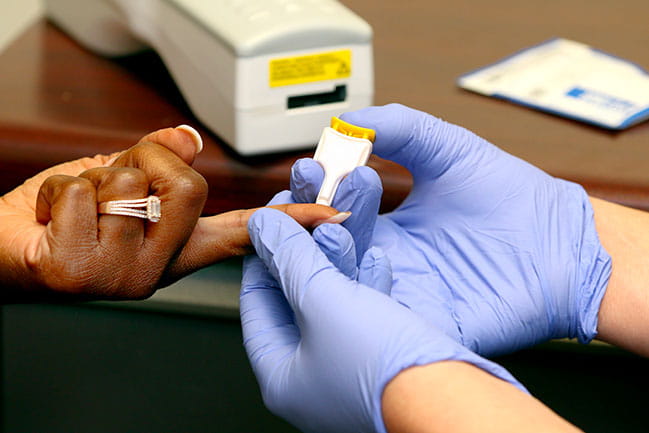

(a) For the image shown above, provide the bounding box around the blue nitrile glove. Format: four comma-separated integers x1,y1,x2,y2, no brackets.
290,103,612,357
291,157,383,264
240,207,525,433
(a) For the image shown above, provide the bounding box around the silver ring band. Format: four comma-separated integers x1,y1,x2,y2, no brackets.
97,196,161,222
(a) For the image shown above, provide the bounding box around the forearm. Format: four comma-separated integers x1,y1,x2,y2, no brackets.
590,197,649,356
382,361,581,433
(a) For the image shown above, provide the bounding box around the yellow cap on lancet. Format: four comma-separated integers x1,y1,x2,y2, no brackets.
330,117,376,142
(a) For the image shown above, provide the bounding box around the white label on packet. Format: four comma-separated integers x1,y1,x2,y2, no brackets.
457,38,649,130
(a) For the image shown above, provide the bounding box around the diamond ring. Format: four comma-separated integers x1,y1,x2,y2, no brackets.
97,196,161,222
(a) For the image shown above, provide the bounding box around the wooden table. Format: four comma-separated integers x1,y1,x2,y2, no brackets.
3,5,649,432
1,0,648,213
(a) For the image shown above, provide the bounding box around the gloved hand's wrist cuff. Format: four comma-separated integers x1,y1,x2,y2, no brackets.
371,340,527,433
575,206,612,343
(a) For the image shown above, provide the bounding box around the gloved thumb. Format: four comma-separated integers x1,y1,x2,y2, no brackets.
340,104,490,181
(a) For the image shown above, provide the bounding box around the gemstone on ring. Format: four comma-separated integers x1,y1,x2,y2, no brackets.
146,196,161,222
97,196,161,222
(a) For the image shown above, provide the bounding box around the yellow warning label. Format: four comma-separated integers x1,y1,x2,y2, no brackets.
269,50,352,88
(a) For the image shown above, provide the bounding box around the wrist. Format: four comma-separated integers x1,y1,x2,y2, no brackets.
381,361,581,433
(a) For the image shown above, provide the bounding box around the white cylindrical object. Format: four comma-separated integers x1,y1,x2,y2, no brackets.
313,127,372,206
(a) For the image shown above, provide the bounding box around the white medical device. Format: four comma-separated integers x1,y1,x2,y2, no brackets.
313,117,374,206
45,0,374,155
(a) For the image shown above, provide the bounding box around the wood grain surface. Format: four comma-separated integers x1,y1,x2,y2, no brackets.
1,1,647,213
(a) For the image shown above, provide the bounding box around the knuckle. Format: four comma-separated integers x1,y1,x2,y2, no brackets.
78,166,104,179
38,174,67,193
57,177,94,200
171,169,208,201
105,167,148,191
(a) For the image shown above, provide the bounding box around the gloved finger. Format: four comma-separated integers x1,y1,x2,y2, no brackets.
290,158,324,203
240,255,300,380
313,224,357,279
248,208,351,313
331,166,382,262
340,103,486,181
292,160,382,262
268,190,297,206
78,167,149,249
358,247,392,296
165,203,341,282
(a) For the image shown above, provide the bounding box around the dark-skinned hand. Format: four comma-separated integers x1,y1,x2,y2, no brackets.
0,126,341,302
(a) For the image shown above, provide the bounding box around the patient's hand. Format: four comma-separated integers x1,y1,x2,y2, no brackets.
0,126,338,301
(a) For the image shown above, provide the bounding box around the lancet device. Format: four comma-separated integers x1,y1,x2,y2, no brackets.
313,117,375,206
45,0,374,155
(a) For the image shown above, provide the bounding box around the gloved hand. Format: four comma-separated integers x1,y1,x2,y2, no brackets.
290,103,612,356
240,207,524,433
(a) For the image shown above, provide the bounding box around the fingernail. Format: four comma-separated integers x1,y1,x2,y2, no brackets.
314,211,352,227
175,124,203,154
